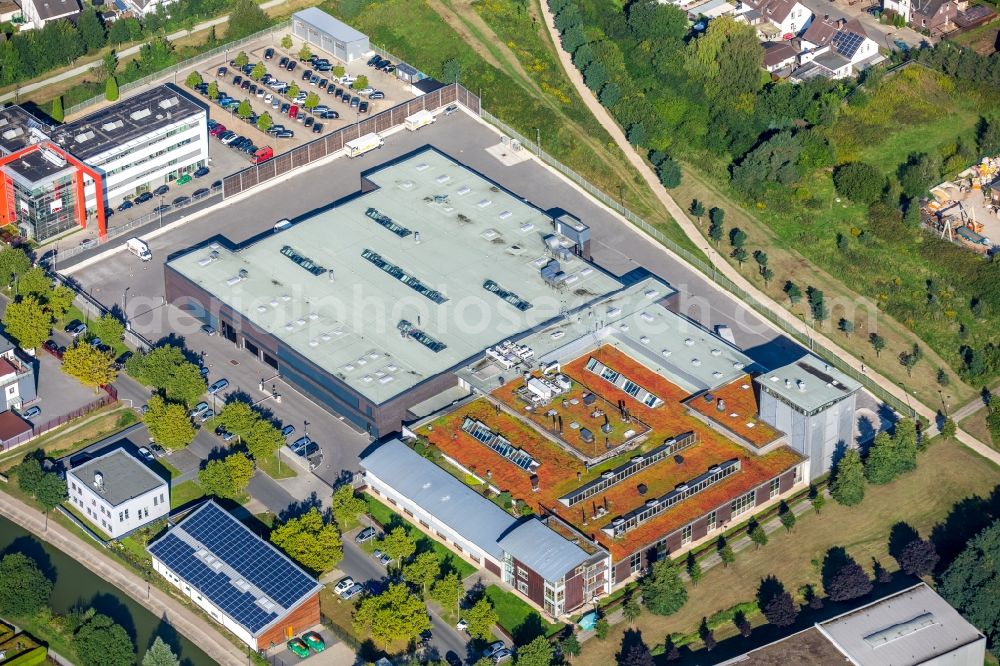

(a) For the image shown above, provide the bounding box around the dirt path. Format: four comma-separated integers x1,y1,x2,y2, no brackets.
534,0,1000,464
0,491,246,666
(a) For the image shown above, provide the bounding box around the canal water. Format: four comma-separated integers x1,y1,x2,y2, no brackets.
0,515,218,666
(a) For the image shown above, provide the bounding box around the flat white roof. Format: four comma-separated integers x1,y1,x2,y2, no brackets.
168,149,623,403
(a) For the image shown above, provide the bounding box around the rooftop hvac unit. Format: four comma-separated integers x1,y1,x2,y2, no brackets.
93,471,104,491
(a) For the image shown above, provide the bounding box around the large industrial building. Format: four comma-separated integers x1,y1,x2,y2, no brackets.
0,84,207,241
165,148,621,438
291,8,369,63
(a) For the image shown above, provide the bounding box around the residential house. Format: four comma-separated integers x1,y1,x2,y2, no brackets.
787,16,882,80
718,583,986,665
0,411,31,451
114,0,174,16
882,0,958,33
0,332,35,412
762,40,800,72
14,0,79,28
148,501,323,651
736,0,813,36
67,448,169,538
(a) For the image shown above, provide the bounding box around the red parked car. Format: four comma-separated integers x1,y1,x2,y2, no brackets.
288,105,299,119
209,124,227,137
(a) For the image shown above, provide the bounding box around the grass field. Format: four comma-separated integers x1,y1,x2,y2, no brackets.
960,409,996,451
170,480,206,509
0,406,133,473
484,584,564,643
574,437,1000,663
257,450,298,479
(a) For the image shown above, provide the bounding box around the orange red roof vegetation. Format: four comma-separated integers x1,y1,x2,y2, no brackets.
420,345,804,561
685,376,783,448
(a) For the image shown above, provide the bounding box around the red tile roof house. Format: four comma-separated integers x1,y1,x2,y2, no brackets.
882,0,958,34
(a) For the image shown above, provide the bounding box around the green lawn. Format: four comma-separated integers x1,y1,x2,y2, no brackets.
170,480,206,509
574,436,1000,664
485,584,564,643
364,495,476,579
257,450,298,480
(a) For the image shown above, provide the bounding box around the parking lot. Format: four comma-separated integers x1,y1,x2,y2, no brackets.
192,41,414,155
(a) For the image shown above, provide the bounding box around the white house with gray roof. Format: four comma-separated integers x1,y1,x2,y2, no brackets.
755,355,861,480
361,439,609,618
67,448,169,538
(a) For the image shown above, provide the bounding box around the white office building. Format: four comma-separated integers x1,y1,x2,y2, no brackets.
49,84,209,209
67,448,170,539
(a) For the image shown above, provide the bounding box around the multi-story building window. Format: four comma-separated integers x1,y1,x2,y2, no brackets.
629,551,642,574
731,491,755,517
707,510,717,532
681,524,693,546
769,477,781,498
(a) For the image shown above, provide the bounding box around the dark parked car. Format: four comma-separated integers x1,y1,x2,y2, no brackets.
264,48,274,59
279,56,289,67
153,184,169,196
134,192,153,204
334,87,343,99
359,101,369,113
211,180,223,189
117,200,133,212
194,166,210,178
321,110,339,119
312,122,323,133
304,116,314,127
286,60,297,72
217,66,228,77
173,196,190,206
301,69,312,81
153,204,170,214
233,75,243,86
192,188,210,199
350,96,360,108
275,130,294,138
240,79,251,90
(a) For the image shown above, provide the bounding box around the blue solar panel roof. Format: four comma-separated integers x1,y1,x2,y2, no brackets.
148,502,320,635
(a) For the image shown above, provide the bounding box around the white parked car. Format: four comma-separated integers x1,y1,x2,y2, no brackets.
333,577,354,595
264,93,273,103
456,619,468,632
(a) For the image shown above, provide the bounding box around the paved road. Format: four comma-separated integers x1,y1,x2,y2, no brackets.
0,0,288,106
336,526,473,663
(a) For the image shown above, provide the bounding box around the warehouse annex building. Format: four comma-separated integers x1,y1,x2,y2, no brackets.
165,148,623,437
0,83,207,241
292,8,369,63
148,501,322,651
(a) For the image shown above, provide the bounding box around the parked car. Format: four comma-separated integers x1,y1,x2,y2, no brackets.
456,619,468,632
333,577,355,595
233,75,243,86
301,69,312,81
217,66,228,77
355,526,377,543
289,105,299,119
483,642,506,660
210,124,227,136
199,409,215,423
369,91,385,100
208,379,229,394
359,101,369,114
240,79,251,90
152,204,170,215
372,549,391,567
264,93,273,104
137,446,155,462
443,103,459,116
312,122,323,134
275,130,294,138
192,188,210,199
267,124,286,135
173,196,191,207
301,631,325,653
286,60,297,72
117,200,133,212
367,55,381,66
150,444,167,458
134,192,154,204
281,424,295,437
492,649,513,664
264,47,274,60
279,56,289,67
340,583,363,601
318,78,328,89
350,96,360,108
153,184,169,196
188,402,209,418
280,102,290,114
201,324,217,336
217,428,235,441
327,83,337,94
287,638,310,659
65,321,87,337
22,406,40,419
320,110,339,119
43,340,60,355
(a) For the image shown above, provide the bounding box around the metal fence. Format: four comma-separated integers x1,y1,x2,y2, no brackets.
53,273,154,352
222,83,475,197
53,186,223,264
65,21,292,118
478,109,916,419
1,392,118,453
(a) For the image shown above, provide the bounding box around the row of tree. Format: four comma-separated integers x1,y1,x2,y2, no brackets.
829,419,919,507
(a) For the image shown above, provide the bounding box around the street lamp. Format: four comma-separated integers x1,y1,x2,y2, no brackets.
122,287,130,317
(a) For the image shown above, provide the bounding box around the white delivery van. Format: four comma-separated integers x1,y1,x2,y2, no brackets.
345,132,384,158
126,237,151,261
404,109,436,132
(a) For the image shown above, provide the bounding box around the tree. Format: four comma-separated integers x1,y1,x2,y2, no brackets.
215,400,257,438
35,467,68,518
78,8,106,52
640,559,688,615
657,156,681,188
352,75,369,90
838,318,855,336
826,561,872,601
402,551,440,594
686,552,703,584
234,51,249,68
304,92,320,110
281,34,293,49
269,507,343,573
17,266,52,298
0,247,31,286
976,115,1000,156
709,221,724,245
719,538,735,567
831,448,865,506
941,417,957,439
833,162,884,204
91,313,125,346
430,572,463,614
237,99,253,120
749,522,768,550
784,281,803,305
245,419,284,461
15,456,45,496
515,636,552,666
812,493,826,515
354,583,432,649
0,552,52,617
807,286,828,322
731,131,803,196
685,16,762,105
257,112,273,133
870,333,886,357
761,267,774,286
298,43,312,61
47,286,75,321
330,484,366,526
143,637,180,666
185,71,204,89
207,80,219,100
106,76,119,102
731,247,748,267
127,345,205,406
250,62,265,81
864,431,898,485
51,96,64,123
380,526,416,564
203,451,254,500
76,613,135,666
144,396,196,450
898,152,942,199
623,596,642,624
440,57,462,83
599,81,621,107
689,199,705,222
940,521,1000,659
287,82,300,100
4,295,52,350
779,503,796,532
583,61,607,92
164,361,206,407
561,633,581,661
898,538,939,576
621,640,654,666
108,18,131,45
62,342,118,390
730,227,747,248
464,598,499,641
332,65,345,78
594,617,609,640
763,590,798,627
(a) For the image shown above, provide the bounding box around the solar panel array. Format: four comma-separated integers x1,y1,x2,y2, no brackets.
462,417,539,472
833,30,864,57
148,503,318,634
